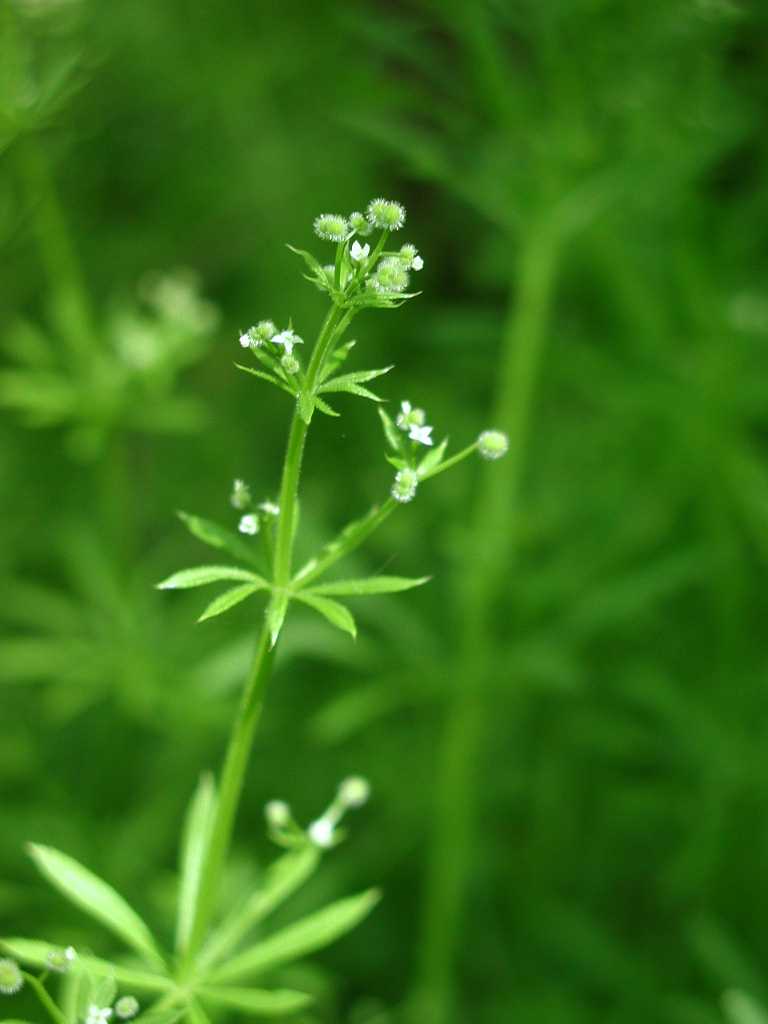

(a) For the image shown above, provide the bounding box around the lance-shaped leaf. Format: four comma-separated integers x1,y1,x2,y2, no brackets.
266,591,290,647
286,244,324,277
377,407,402,452
319,340,356,382
294,592,356,639
197,581,269,623
304,575,430,598
417,437,448,477
209,889,380,984
27,846,164,968
319,366,393,403
314,396,340,418
235,364,296,397
201,845,321,968
176,775,217,954
198,985,312,1017
0,939,172,992
177,512,262,568
292,501,395,588
157,566,263,591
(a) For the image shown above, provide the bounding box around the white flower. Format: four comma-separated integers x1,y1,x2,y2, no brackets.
238,331,252,348
396,399,426,431
265,799,291,828
350,240,370,262
409,424,433,446
308,817,336,848
412,255,424,271
86,1006,113,1024
272,329,303,356
338,776,370,808
238,514,259,535
258,501,280,516
230,478,251,510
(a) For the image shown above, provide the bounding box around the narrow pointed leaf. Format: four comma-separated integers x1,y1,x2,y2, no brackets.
201,845,320,968
267,591,290,647
298,391,314,424
157,566,261,591
314,396,340,417
198,985,311,1017
210,889,380,984
292,501,395,588
0,939,171,992
319,340,356,382
377,407,401,451
197,582,267,623
177,512,262,568
319,381,382,402
176,775,217,954
294,592,356,639
235,364,295,397
286,244,324,276
26,846,164,967
307,575,431,597
418,437,448,477
319,366,393,390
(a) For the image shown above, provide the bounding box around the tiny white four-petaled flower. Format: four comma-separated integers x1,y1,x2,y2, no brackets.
272,329,303,356
409,424,433,446
396,399,426,431
86,1006,113,1024
412,255,424,270
350,241,370,263
238,514,259,535
308,817,336,848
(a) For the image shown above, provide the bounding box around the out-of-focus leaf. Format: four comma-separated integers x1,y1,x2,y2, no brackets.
197,984,312,1016
157,566,263,590
305,576,430,597
0,939,171,992
294,592,356,639
26,846,164,968
176,774,217,954
209,889,380,983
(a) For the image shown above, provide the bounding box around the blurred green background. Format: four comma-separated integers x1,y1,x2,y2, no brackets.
2,1,768,1022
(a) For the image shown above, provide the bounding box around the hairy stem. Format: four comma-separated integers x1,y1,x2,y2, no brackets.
412,218,560,1023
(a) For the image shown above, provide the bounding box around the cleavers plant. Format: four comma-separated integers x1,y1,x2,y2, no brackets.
1,198,507,1022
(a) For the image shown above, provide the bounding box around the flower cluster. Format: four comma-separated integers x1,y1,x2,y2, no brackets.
265,776,371,850
289,198,422,309
228,478,280,536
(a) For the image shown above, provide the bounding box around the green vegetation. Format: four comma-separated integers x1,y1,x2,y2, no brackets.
2,2,767,1023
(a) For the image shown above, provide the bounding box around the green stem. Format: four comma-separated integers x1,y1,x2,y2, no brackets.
23,973,68,1024
186,300,351,962
185,622,275,959
412,219,560,1024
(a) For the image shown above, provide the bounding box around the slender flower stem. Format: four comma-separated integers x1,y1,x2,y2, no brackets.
23,973,68,1024
412,217,560,1023
186,299,351,962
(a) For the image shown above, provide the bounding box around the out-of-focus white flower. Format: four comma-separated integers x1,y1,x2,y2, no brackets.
409,424,433,447
238,514,259,535
350,241,370,263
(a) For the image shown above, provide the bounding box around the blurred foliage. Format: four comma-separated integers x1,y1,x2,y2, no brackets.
1,1,768,1023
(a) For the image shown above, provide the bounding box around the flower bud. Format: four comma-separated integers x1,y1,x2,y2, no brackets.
0,958,23,995
338,776,370,808
46,946,76,973
313,214,349,242
391,467,419,504
366,198,406,231
477,430,509,461
115,997,139,1020
230,478,251,510
349,211,373,236
238,513,259,535
308,817,336,848
265,800,291,828
281,353,300,375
